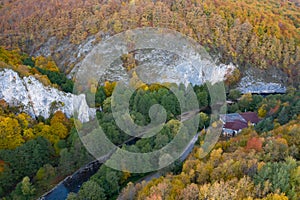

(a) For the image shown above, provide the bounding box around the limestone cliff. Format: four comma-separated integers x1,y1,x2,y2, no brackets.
0,69,95,122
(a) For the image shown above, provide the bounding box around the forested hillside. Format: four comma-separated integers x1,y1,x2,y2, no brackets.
0,51,299,199
0,0,299,199
117,91,300,200
0,107,93,198
0,0,299,85
0,49,91,198
0,47,74,92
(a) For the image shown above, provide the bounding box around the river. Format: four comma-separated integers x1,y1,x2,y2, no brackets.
39,110,202,200
40,130,201,200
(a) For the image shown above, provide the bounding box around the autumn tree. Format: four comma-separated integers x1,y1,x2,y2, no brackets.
246,137,263,152
104,81,116,97
0,116,24,149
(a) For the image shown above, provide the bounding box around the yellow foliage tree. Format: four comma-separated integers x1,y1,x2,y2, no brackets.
17,113,31,129
0,47,22,66
50,122,68,140
129,71,147,90
33,74,51,86
34,123,59,144
50,110,70,129
121,53,137,72
104,81,117,97
23,128,35,141
260,193,288,200
34,56,59,72
258,104,267,118
0,116,24,149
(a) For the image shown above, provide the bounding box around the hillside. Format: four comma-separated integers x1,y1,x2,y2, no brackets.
65,89,300,200
0,0,299,86
117,91,300,200
0,1,299,199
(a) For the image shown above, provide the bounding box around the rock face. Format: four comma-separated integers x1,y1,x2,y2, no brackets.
77,48,237,86
238,68,287,94
34,35,98,75
238,79,286,94
0,69,95,122
133,49,236,85
35,35,288,94
35,34,236,85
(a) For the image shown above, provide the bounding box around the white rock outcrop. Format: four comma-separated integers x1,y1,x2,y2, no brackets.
0,69,95,122
85,49,236,86
237,68,287,94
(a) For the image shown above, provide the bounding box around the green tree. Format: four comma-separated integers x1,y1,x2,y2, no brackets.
254,159,298,198
228,89,241,100
238,93,253,112
35,164,56,191
78,181,106,200
10,176,35,200
21,177,35,198
95,86,107,107
0,137,55,194
67,193,78,200
90,166,122,198
228,103,239,113
199,112,209,130
255,117,274,133
278,107,289,125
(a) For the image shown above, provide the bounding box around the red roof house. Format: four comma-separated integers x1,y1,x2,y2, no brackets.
221,112,261,136
240,112,261,124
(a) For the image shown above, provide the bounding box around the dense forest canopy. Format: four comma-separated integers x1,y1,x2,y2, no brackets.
115,91,300,200
1,47,298,199
0,0,299,199
69,89,300,200
0,0,299,86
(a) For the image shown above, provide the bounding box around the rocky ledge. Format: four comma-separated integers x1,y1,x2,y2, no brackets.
239,81,286,94
237,68,287,94
0,69,95,122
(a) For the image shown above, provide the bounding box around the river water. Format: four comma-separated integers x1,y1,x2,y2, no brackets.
41,130,201,200
40,160,102,200
42,184,69,200
41,109,202,200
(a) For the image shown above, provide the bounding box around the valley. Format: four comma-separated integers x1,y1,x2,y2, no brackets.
0,0,299,200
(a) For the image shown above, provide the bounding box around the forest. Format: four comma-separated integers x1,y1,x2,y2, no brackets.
0,0,299,86
69,88,300,200
0,47,74,93
0,0,299,199
0,48,298,199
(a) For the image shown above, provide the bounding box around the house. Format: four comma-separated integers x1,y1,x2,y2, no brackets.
240,112,261,125
220,112,261,137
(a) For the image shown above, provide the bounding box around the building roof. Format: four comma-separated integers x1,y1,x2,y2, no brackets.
221,112,261,131
223,121,248,131
220,113,246,123
240,112,261,124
